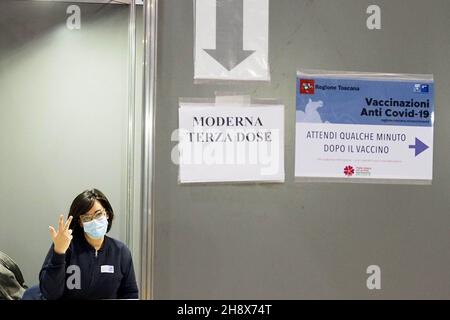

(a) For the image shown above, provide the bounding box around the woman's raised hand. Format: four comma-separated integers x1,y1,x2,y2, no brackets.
49,215,73,254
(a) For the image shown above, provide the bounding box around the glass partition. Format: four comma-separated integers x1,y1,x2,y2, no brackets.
0,0,145,297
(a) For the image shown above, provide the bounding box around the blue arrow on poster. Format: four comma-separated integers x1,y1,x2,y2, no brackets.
409,138,429,157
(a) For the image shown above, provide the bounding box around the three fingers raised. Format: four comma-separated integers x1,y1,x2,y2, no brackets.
49,215,73,238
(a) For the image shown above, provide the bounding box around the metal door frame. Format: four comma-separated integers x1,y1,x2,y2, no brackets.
139,0,158,300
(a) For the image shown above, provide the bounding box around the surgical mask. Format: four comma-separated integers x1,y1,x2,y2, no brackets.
82,215,108,239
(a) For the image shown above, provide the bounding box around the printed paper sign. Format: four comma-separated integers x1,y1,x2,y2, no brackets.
178,103,284,183
295,70,434,183
194,0,269,81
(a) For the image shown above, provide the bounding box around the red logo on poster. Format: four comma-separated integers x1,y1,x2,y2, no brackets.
344,166,355,177
300,79,315,94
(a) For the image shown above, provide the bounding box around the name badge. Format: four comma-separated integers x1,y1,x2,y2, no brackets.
101,265,114,273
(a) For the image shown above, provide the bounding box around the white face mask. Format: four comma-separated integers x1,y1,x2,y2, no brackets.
82,215,108,239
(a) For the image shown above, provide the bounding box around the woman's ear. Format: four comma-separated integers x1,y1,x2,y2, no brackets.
79,218,83,228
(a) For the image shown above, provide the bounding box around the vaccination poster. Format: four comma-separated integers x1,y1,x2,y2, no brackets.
295,70,434,183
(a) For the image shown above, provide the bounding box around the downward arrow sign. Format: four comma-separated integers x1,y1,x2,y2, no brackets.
204,0,255,71
409,137,429,157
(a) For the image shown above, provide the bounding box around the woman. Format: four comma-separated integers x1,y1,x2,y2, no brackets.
39,188,138,300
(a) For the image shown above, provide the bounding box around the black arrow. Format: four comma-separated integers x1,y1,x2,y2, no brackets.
204,0,255,71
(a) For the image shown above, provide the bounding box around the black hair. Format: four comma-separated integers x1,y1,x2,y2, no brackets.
68,188,114,237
